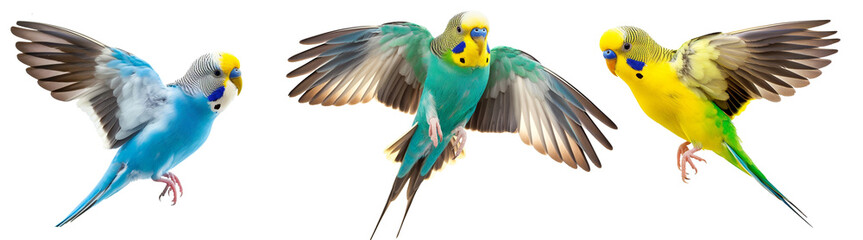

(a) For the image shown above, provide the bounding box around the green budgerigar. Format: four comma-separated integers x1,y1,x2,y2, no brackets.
288,11,617,237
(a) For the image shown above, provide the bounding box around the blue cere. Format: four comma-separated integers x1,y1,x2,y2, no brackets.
626,58,645,71
452,41,466,53
603,50,616,60
230,68,241,78
207,86,226,101
471,27,487,38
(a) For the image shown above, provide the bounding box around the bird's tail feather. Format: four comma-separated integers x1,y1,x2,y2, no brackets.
56,162,127,227
372,123,463,239
370,159,426,240
372,125,425,239
721,141,810,227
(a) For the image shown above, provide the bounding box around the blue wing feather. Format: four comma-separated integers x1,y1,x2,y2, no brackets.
13,22,169,149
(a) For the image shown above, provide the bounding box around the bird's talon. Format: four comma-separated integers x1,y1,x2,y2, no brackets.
154,173,182,205
428,117,442,147
676,142,705,183
451,127,467,157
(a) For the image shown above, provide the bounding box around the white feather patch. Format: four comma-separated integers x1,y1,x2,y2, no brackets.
209,81,238,113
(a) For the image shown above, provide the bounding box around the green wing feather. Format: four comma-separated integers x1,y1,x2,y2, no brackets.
287,22,433,114
466,46,616,171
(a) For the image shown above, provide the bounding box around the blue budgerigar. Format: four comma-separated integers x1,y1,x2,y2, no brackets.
12,21,243,227
287,12,617,238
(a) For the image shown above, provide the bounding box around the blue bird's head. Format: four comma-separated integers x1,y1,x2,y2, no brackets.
185,52,242,113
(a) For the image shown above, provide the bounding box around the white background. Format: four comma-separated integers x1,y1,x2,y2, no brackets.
1,0,860,239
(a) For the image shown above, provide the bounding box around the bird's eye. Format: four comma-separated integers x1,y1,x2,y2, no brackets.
622,42,632,51
214,70,222,76
456,26,462,33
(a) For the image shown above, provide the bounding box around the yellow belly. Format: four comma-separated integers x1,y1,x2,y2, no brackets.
617,61,727,151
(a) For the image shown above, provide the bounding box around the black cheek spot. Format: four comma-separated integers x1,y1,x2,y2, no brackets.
214,104,221,110
486,58,489,63
460,58,465,63
636,73,643,79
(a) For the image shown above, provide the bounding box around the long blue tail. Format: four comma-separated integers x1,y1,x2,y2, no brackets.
722,141,810,227
56,162,127,227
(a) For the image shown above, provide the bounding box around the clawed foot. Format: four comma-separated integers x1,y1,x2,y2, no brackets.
428,117,443,147
155,172,183,205
452,126,467,157
677,142,707,183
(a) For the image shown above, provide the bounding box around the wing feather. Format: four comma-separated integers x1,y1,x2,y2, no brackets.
287,23,432,114
466,47,616,171
13,21,169,149
673,20,838,117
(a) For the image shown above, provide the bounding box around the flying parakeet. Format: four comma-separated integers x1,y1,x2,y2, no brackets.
288,11,617,238
12,21,243,227
599,20,838,226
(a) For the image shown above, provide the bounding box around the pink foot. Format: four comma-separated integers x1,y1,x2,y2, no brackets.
163,172,183,197
452,126,467,157
676,142,707,183
155,172,183,205
428,117,443,147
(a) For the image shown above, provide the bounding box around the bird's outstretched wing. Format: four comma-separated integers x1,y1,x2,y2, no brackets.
466,46,617,171
13,21,170,148
672,20,838,117
287,22,433,114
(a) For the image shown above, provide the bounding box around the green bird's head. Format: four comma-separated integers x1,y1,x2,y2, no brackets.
432,11,491,68
599,26,669,76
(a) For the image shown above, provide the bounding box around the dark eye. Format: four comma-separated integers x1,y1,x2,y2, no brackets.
622,42,632,51
456,26,462,33
214,70,222,77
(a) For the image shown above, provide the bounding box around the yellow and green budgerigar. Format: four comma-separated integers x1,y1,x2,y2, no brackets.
289,11,616,237
599,20,838,226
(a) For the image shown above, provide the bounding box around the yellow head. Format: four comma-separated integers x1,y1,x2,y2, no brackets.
219,52,243,95
186,52,242,113
599,26,670,77
433,11,491,68
599,28,626,76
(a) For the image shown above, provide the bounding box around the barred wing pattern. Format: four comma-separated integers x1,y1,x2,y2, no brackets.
467,47,617,171
673,20,838,117
287,22,433,114
13,21,169,148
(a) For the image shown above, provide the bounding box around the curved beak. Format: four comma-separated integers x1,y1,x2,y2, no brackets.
229,68,242,95
602,49,617,76
605,59,617,76
471,27,487,54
